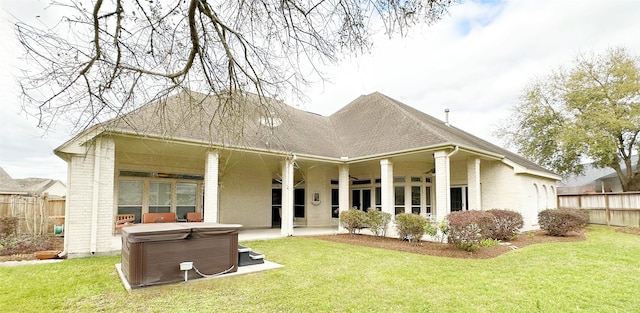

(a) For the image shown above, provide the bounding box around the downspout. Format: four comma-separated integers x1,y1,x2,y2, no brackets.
447,145,459,158
90,140,102,254
445,146,459,212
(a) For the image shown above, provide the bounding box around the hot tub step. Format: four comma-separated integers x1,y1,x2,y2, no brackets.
238,245,265,266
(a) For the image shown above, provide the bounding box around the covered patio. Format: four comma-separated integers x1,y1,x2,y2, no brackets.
238,226,341,241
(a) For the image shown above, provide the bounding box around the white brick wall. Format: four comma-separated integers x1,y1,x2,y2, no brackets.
65,138,116,257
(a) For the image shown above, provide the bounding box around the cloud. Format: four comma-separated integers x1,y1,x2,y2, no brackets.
304,0,640,145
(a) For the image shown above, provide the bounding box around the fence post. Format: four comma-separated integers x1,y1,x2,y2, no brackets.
605,193,610,226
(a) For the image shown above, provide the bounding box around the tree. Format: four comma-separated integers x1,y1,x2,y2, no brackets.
497,47,640,191
14,0,455,134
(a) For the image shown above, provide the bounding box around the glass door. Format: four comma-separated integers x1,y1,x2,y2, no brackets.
351,189,371,212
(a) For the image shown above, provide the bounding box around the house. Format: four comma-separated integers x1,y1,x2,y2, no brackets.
557,155,638,194
0,167,66,198
0,167,27,196
54,91,560,258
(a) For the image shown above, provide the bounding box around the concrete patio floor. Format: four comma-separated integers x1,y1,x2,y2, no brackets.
238,227,342,242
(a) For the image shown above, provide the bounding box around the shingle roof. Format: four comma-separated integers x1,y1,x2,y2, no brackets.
330,92,553,173
72,90,555,176
0,167,27,194
107,91,344,158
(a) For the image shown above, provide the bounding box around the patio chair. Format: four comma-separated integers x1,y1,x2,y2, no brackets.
186,212,203,222
115,214,135,232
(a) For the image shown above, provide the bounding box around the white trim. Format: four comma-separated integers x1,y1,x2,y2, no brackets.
204,151,219,223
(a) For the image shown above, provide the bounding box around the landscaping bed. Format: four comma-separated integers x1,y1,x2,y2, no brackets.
0,236,64,262
314,229,587,259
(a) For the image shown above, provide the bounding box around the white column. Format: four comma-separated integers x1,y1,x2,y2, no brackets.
89,138,102,254
281,157,295,236
204,150,219,223
338,164,350,230
380,159,394,217
467,157,482,211
434,151,450,222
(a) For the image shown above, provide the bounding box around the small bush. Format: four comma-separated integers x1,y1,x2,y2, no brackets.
395,213,428,244
486,209,524,240
366,209,392,237
447,211,494,251
538,208,589,236
424,219,449,243
0,217,19,238
340,209,367,236
480,238,500,247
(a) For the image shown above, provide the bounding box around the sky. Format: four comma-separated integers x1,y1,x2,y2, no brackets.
1,0,640,183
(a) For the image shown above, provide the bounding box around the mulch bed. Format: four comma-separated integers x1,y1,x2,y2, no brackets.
0,236,64,262
313,229,588,259
2,227,638,262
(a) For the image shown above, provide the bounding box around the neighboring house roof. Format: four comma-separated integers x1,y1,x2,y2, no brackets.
559,155,639,189
0,167,66,196
15,178,66,197
56,91,558,178
0,167,26,195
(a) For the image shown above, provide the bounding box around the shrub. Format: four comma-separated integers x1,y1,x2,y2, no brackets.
340,209,367,236
0,217,19,238
447,210,494,251
365,209,392,237
395,213,428,244
423,219,449,243
538,208,589,236
486,209,524,240
480,238,500,247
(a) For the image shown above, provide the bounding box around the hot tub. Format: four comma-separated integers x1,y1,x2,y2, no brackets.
121,223,242,288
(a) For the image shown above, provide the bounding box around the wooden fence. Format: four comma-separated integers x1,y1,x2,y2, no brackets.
0,195,65,235
557,192,640,227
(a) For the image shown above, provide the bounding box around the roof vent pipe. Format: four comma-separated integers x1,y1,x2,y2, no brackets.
445,108,450,126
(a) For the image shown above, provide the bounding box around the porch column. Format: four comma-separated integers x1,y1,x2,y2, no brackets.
467,157,482,210
338,164,350,231
380,159,394,217
434,151,451,222
203,150,219,223
281,157,295,236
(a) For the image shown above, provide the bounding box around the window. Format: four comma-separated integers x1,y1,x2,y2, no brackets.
375,187,381,210
331,189,339,218
271,188,282,226
425,186,432,215
294,188,305,218
118,180,143,223
411,185,421,214
176,183,197,220
395,186,405,215
149,182,172,213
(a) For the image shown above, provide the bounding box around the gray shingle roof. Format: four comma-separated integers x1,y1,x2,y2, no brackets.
78,90,554,176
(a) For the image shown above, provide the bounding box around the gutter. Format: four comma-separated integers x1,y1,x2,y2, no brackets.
447,145,460,158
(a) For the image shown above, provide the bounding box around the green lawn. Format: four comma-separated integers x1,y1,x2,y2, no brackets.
1,226,639,312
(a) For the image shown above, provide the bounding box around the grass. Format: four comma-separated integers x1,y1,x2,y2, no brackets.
1,225,639,312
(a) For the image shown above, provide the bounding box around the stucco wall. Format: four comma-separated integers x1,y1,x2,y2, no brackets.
480,160,557,230
304,164,336,227
218,154,273,228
